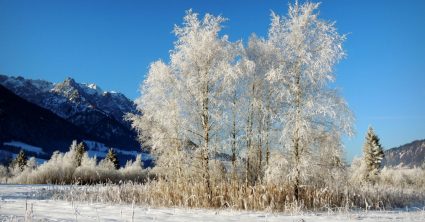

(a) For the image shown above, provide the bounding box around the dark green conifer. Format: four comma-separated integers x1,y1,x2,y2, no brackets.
13,150,27,171
105,148,119,169
75,142,86,167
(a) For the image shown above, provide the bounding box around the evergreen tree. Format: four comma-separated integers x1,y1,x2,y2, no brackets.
75,142,86,167
105,148,119,169
13,150,27,171
362,126,385,179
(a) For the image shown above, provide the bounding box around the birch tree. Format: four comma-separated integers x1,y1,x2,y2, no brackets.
131,10,238,195
220,44,253,183
170,11,238,196
243,35,282,185
267,1,354,200
128,60,185,180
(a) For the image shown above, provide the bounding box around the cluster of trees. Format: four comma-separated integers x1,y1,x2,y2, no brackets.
0,141,147,184
129,1,355,200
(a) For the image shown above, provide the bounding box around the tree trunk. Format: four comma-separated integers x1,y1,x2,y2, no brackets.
293,63,302,201
202,79,212,199
293,136,300,201
245,82,255,186
256,111,263,184
231,90,237,184
245,115,252,187
265,96,271,166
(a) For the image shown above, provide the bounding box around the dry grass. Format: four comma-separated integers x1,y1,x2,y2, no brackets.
52,177,425,213
3,149,424,213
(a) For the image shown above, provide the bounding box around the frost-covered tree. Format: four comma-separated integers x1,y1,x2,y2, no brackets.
362,126,384,180
128,60,185,179
105,148,119,169
219,42,254,183
267,2,354,199
310,132,347,188
170,10,238,195
130,2,354,201
13,150,27,171
242,35,285,185
131,10,238,196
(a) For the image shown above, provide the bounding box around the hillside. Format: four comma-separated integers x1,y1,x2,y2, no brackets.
0,76,151,166
383,139,425,168
0,75,139,149
0,85,91,157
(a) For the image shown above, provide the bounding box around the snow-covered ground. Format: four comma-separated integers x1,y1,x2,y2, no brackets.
0,185,424,222
2,140,152,166
3,141,45,155
83,140,151,161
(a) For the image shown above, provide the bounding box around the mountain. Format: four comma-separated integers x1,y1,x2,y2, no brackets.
0,74,139,149
382,139,425,168
0,75,152,166
0,84,91,158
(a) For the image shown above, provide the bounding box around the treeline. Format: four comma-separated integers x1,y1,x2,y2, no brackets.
0,141,148,184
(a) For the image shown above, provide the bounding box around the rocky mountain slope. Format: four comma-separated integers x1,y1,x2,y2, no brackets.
0,75,139,149
0,75,151,166
383,139,425,168
0,85,91,158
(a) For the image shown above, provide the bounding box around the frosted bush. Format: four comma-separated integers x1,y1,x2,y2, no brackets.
349,157,368,185
7,142,148,184
119,155,147,182
73,154,100,183
264,151,290,185
378,167,425,189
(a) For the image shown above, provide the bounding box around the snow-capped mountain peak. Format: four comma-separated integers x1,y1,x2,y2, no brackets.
85,83,104,95
0,75,137,122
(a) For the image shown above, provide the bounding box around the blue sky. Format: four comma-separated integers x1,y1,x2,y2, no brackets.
0,0,424,160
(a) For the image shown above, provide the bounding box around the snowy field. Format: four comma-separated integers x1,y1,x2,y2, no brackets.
0,185,424,222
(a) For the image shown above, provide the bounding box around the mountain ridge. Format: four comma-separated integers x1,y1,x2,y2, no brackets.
0,74,139,149
383,139,425,168
0,84,92,155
